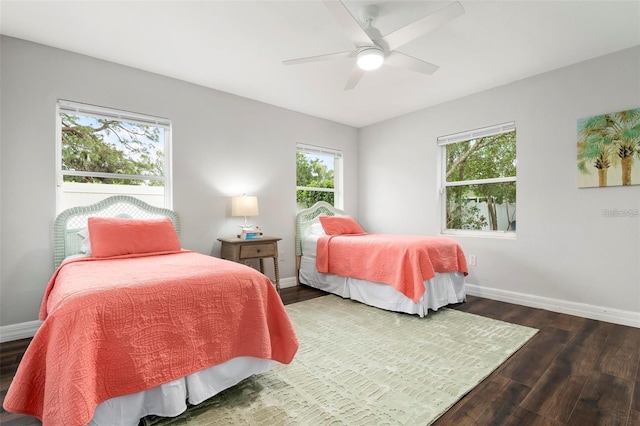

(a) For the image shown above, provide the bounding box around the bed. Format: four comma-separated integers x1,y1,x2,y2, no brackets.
3,196,299,426
296,201,467,317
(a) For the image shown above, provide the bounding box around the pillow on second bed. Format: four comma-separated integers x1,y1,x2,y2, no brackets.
88,217,180,258
319,215,365,235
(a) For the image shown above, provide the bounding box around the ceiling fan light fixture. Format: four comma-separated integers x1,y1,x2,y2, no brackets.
356,47,384,71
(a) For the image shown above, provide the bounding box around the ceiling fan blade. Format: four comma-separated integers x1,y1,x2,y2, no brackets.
344,64,365,90
382,1,465,51
385,51,439,75
323,0,373,47
283,51,354,66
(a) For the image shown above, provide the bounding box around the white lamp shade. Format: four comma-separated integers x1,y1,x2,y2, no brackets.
231,195,259,217
357,48,384,71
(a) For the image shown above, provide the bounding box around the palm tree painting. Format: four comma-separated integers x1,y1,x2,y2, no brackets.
577,108,640,188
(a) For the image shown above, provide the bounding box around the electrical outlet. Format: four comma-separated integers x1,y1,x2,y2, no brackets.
468,255,476,266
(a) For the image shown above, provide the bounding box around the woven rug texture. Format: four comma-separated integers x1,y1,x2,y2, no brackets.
143,295,538,425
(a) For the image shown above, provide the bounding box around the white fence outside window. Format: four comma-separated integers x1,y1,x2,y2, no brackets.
60,183,164,212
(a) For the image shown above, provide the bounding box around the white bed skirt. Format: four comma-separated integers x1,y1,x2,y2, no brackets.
299,254,466,317
89,357,276,426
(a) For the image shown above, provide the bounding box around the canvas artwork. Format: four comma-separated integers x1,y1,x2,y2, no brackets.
577,108,640,188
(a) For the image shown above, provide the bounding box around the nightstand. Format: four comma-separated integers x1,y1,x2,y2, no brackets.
217,236,282,291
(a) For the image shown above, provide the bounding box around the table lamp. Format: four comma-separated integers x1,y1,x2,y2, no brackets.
231,194,259,228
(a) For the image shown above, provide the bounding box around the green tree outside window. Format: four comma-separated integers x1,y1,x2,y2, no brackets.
443,128,516,232
296,151,335,209
61,113,165,186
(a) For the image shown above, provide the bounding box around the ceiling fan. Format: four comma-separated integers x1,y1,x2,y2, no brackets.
283,0,465,90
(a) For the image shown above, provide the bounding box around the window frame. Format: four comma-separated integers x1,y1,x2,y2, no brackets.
438,122,517,239
55,100,172,213
296,143,343,210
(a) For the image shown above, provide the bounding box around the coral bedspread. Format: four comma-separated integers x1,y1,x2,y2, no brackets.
4,251,299,426
316,234,468,303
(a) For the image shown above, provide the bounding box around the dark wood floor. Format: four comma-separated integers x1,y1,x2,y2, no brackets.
2,286,638,425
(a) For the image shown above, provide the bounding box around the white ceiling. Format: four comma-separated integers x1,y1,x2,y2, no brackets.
1,0,639,128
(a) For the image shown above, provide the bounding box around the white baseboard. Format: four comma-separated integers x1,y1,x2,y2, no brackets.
280,276,298,289
0,320,42,343
465,283,640,328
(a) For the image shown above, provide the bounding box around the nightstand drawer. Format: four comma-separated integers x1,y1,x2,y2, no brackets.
240,243,276,259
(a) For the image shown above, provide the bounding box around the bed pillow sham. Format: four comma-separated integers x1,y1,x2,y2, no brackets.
319,215,365,235
88,217,180,258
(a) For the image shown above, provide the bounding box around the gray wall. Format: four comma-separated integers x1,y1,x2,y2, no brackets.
358,46,640,317
0,36,359,326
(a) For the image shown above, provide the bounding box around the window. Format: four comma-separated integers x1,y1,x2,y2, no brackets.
438,122,516,235
56,100,171,212
296,144,343,210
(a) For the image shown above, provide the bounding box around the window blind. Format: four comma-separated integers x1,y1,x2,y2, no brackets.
297,143,343,158
437,122,515,146
58,100,170,129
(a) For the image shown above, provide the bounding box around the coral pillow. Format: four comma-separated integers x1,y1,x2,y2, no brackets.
319,215,365,235
88,217,180,258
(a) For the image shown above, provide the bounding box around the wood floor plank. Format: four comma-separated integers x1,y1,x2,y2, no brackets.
476,378,532,424
448,295,494,315
504,406,564,426
569,317,613,349
520,341,601,423
597,324,640,381
537,311,592,334
567,371,634,426
433,374,530,425
633,375,640,412
498,326,571,388
497,305,552,330
631,357,640,424
453,295,514,320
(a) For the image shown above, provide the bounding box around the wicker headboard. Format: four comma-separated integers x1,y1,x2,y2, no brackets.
294,201,344,257
53,195,180,267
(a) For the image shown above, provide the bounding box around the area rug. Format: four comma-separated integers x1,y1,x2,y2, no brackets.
143,295,538,425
